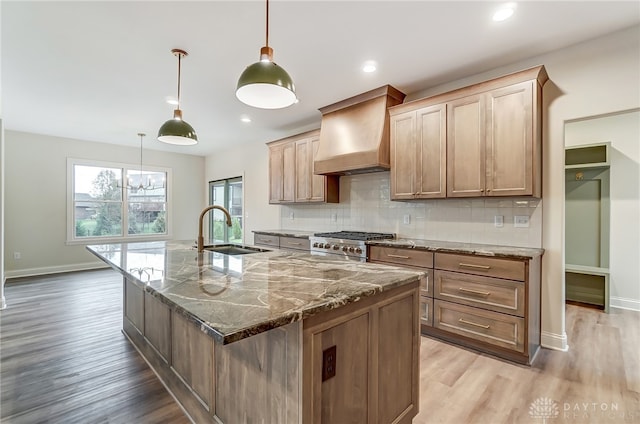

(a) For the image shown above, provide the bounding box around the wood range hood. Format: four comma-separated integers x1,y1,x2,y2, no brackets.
314,85,406,176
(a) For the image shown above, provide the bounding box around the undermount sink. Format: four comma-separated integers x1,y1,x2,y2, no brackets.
201,244,271,255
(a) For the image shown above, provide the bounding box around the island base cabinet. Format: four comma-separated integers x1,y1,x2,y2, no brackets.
215,324,301,424
303,282,420,424
121,276,419,424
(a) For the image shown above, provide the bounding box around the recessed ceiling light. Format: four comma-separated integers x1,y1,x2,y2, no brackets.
493,3,516,22
362,61,377,73
240,116,251,123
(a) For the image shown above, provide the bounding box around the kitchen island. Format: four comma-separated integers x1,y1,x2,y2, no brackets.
87,240,423,424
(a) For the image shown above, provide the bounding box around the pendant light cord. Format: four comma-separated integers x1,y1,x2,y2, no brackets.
176,53,182,109
265,0,269,48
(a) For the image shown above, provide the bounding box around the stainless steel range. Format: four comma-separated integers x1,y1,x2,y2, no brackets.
309,231,395,262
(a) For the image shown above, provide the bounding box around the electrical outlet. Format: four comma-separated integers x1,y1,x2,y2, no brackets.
514,215,530,228
13,252,21,260
403,214,411,225
494,215,504,228
289,212,294,220
322,345,337,382
330,213,337,222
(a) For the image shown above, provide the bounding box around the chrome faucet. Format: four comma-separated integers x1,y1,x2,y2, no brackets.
197,205,233,252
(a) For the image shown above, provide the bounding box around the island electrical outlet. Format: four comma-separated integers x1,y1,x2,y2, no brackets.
322,345,337,382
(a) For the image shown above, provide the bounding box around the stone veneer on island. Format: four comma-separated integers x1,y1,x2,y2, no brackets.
87,240,423,424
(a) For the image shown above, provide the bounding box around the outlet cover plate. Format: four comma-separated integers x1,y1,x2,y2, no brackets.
514,215,530,228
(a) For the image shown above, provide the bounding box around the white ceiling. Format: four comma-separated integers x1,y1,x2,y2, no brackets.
2,1,639,157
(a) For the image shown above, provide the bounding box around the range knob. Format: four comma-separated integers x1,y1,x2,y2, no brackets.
324,244,332,249
347,246,355,253
341,246,348,252
355,247,363,254
332,245,340,250
312,242,319,248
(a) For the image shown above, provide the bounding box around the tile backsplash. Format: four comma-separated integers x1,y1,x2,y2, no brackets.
280,172,542,248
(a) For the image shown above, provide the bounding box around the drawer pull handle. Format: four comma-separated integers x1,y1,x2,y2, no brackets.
459,263,491,270
387,254,411,259
458,287,491,297
287,242,302,245
261,238,273,243
458,318,490,329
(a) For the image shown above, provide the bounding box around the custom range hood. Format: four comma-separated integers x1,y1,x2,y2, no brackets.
314,85,406,176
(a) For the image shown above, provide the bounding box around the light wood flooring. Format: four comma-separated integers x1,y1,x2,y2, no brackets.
1,269,638,423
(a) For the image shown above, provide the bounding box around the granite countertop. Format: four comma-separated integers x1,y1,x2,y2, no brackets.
252,229,315,238
366,238,544,259
87,241,423,345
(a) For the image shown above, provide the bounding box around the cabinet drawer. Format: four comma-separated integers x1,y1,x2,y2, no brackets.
420,296,433,327
253,234,280,248
279,236,310,251
434,270,524,316
433,300,525,352
369,246,433,268
435,253,525,281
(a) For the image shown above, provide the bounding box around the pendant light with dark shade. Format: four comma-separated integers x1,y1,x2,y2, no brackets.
236,0,296,109
158,49,198,145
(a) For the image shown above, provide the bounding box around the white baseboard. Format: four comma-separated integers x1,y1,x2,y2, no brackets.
541,330,569,351
610,296,640,311
4,262,109,280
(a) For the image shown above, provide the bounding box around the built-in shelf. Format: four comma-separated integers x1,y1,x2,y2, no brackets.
565,142,611,169
565,264,610,313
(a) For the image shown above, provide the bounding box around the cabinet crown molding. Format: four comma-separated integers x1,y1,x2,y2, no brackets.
390,65,548,116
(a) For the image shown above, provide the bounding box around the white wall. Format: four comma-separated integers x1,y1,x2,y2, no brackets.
4,130,205,278
204,142,280,245
565,110,640,311
206,25,640,352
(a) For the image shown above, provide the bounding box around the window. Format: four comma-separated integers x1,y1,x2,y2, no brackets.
209,177,242,243
67,158,171,243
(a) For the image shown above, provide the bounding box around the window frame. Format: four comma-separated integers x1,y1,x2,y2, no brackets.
208,176,243,244
66,157,173,245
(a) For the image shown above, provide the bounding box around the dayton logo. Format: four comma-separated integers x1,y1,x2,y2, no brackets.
529,397,560,423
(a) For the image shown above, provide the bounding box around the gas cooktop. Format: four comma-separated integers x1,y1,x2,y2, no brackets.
312,231,395,241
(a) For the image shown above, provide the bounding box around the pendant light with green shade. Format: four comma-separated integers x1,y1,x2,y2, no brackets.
236,0,297,109
158,49,198,145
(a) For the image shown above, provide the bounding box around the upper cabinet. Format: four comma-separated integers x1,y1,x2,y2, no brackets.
268,130,339,204
390,65,547,199
391,104,447,199
268,141,295,203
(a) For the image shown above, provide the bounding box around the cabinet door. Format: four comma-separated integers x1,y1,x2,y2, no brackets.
295,138,312,202
416,104,447,198
485,81,534,196
268,145,284,203
144,292,171,362
390,110,417,200
309,137,328,202
282,142,296,203
447,94,485,197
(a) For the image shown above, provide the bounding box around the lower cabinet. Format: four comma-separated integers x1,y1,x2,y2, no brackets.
369,246,434,332
302,282,420,424
172,312,214,409
368,246,541,365
121,276,419,423
254,233,311,252
144,292,171,362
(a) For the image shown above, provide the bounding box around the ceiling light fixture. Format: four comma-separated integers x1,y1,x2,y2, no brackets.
362,61,377,73
120,133,165,193
493,3,516,22
236,0,296,109
158,49,198,145
240,116,252,123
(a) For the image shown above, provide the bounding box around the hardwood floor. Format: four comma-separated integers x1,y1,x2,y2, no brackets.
1,269,638,423
0,269,190,424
